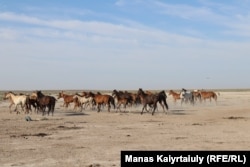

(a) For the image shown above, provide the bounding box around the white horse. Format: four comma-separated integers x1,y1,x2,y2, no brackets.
73,93,94,112
180,88,194,105
4,92,28,114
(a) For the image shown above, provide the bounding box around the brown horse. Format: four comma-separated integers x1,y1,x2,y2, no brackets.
86,92,115,112
198,90,218,103
168,90,181,103
137,88,168,115
32,91,56,116
192,91,202,103
112,89,133,112
57,91,74,108
72,96,82,112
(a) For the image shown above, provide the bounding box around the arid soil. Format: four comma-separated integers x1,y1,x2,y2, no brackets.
0,91,250,167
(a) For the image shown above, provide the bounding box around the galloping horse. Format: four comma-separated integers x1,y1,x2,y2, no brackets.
73,93,94,112
192,90,202,103
156,91,169,111
198,90,218,103
137,88,168,115
168,90,181,103
180,88,194,105
86,92,115,112
4,92,28,114
112,89,133,112
33,91,56,116
57,91,74,108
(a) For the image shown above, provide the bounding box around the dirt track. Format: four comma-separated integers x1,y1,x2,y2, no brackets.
0,91,250,167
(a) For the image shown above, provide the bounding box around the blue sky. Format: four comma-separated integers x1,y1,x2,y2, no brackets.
1,0,250,90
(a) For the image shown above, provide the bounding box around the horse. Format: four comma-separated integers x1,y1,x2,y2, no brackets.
168,90,181,103
73,93,94,112
3,92,28,114
32,91,56,116
72,97,82,112
137,88,168,115
156,90,169,111
24,93,39,113
112,89,133,112
180,88,194,105
192,90,202,103
198,90,218,103
57,91,74,108
86,92,115,112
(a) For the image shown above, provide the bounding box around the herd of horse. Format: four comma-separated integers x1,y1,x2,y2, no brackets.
2,88,218,116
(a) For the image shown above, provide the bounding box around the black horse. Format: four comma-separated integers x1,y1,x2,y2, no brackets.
137,88,169,115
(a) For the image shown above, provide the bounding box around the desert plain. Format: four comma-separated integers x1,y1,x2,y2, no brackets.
0,90,249,167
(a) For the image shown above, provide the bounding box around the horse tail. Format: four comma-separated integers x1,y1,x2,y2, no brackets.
109,96,116,109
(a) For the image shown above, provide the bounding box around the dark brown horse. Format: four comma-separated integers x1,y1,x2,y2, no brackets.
86,92,115,112
137,88,168,115
32,91,56,116
26,95,38,113
58,91,74,108
112,89,133,112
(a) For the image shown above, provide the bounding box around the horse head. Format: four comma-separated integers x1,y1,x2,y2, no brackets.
58,91,64,99
137,88,144,95
112,89,118,96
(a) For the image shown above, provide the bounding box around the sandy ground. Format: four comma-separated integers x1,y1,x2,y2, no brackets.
0,90,250,167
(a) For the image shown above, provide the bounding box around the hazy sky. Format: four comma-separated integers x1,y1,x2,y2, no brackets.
1,0,250,90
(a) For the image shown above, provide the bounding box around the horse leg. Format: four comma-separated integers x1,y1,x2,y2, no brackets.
141,104,147,114
23,103,28,114
14,105,19,114
123,103,127,112
97,104,101,112
152,103,157,115
9,103,14,113
145,104,151,112
108,103,111,112
79,103,83,112
47,105,51,116
159,101,165,112
42,106,46,116
116,103,121,112
162,99,169,112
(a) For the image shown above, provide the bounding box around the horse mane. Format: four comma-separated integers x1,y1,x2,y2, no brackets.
8,91,16,95
75,93,83,97
36,90,45,97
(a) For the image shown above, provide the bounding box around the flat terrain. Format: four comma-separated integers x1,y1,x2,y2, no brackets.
0,90,250,167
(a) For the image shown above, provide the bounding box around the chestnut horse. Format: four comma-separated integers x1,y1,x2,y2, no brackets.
58,91,74,108
168,90,181,103
198,90,217,103
86,92,115,112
